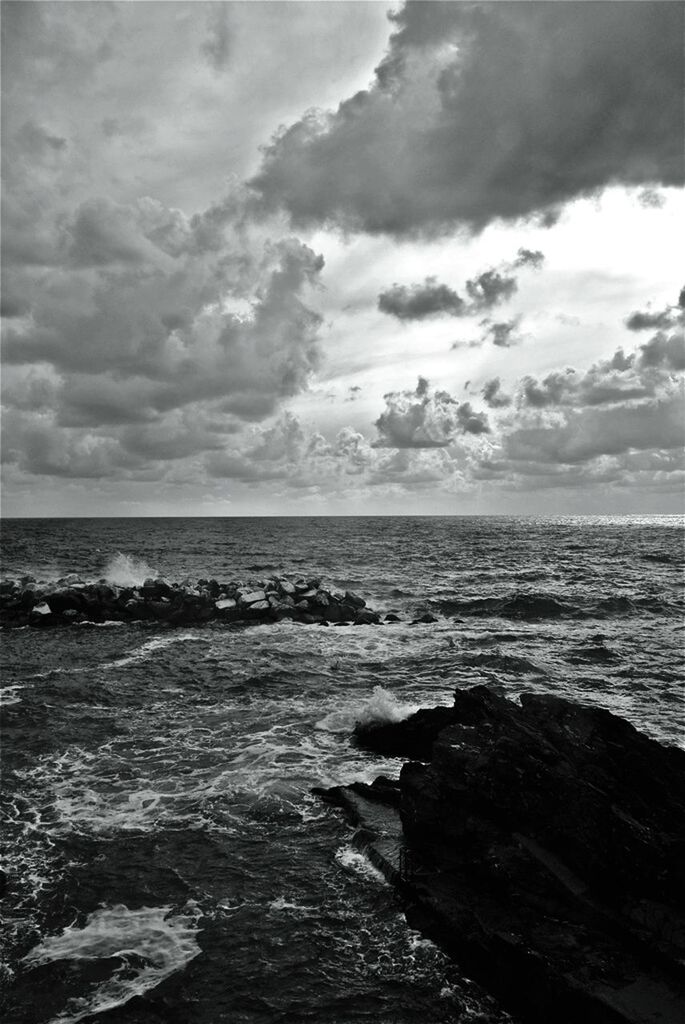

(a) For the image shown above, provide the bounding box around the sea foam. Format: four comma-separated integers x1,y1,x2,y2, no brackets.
104,552,158,587
316,685,418,734
22,902,201,1024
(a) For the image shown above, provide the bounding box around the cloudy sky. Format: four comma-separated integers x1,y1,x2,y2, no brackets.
2,1,683,516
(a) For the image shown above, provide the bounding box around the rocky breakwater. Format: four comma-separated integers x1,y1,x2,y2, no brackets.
319,686,685,1024
0,574,383,629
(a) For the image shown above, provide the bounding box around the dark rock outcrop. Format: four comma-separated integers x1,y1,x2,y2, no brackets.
0,575,383,630
323,685,685,1024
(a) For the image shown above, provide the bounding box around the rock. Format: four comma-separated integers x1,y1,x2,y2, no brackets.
354,609,380,625
322,686,685,1024
412,612,438,624
344,590,366,609
31,602,51,617
46,589,84,615
384,613,401,622
354,705,457,761
1,572,383,631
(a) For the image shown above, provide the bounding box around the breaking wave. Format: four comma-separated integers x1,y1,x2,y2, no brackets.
316,686,419,734
104,553,158,588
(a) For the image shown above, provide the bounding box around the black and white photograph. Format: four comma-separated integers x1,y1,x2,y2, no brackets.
1,1,684,1022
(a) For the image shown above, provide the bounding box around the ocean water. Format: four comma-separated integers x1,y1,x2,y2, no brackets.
1,515,683,1024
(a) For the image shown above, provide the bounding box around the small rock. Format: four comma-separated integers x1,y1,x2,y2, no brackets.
354,609,380,625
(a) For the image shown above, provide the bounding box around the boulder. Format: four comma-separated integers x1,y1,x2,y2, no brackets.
354,705,457,761
354,609,380,625
239,590,267,606
412,612,438,624
46,589,84,615
215,597,237,612
344,590,366,609
323,685,685,1024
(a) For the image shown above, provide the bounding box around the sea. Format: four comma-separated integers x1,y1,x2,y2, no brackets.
1,515,683,1024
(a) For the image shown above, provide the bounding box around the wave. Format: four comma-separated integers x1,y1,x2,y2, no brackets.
101,633,205,671
334,845,388,886
315,686,419,734
437,590,680,621
460,651,544,675
22,902,201,1024
0,683,25,705
104,552,158,587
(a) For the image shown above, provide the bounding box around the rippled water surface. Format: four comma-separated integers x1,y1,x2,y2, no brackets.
1,516,683,1023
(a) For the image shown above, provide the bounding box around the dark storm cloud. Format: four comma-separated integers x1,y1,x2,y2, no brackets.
639,332,685,371
482,318,522,348
374,377,489,448
377,278,464,320
482,378,512,408
513,248,545,270
1,174,328,479
378,251,542,322
465,269,517,309
250,2,683,235
625,308,677,331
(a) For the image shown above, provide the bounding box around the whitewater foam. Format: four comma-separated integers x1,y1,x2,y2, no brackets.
0,684,25,706
104,552,158,588
101,633,204,671
315,685,419,734
22,902,201,1024
335,845,388,886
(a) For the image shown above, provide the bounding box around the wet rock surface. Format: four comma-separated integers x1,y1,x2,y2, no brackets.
322,685,685,1024
0,575,384,629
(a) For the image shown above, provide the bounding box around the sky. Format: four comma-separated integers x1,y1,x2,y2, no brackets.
1,0,683,517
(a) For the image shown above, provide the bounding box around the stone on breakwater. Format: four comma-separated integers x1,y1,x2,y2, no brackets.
0,574,384,630
324,685,685,1024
